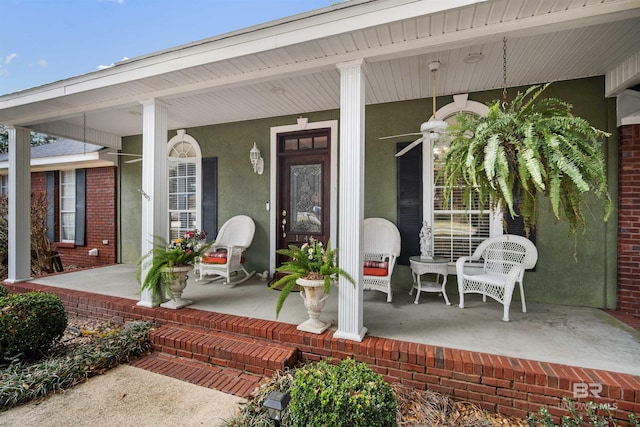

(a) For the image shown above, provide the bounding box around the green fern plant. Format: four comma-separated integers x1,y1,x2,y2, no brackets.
442,83,611,240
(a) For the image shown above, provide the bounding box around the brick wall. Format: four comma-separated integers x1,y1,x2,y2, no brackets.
30,167,118,269
5,282,640,424
618,124,640,316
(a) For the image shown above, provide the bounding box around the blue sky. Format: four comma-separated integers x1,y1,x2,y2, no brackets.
0,0,340,95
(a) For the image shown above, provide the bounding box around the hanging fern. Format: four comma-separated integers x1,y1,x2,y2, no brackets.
442,83,611,240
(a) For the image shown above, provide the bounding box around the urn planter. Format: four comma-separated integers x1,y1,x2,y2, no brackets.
160,265,194,309
296,277,331,334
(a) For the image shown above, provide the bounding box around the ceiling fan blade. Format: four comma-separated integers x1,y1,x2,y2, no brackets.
379,132,422,140
395,136,424,157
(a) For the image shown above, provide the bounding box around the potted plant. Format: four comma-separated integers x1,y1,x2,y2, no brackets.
270,238,355,333
136,229,210,309
442,83,611,247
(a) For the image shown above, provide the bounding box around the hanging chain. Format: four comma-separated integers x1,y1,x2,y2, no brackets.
502,37,508,110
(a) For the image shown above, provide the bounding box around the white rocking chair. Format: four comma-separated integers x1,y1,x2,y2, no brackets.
456,234,538,321
196,215,256,287
363,218,401,302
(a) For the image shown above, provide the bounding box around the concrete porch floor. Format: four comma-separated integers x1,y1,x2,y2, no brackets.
28,264,640,376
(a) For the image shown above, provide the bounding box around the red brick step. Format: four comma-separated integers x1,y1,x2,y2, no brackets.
129,352,261,398
148,324,298,377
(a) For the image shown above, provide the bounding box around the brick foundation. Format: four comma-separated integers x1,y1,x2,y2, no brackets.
618,124,640,316
5,281,639,423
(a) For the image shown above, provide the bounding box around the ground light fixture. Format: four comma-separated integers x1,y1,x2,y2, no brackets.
263,391,290,426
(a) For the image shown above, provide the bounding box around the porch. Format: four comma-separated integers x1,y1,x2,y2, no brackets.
23,264,640,376
7,264,640,421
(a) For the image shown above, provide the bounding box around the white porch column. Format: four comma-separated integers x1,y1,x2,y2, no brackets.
5,127,31,283
137,99,169,307
334,59,367,341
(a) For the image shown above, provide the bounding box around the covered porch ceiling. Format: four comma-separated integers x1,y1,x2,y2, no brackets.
1,0,639,148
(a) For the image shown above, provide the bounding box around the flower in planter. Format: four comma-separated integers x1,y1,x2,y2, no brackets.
270,237,355,318
136,229,212,302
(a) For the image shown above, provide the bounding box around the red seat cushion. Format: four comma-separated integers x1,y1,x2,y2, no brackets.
201,250,245,264
363,260,389,276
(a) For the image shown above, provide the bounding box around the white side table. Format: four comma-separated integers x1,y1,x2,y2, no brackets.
409,256,451,305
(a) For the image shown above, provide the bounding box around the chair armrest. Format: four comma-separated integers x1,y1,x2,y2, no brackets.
456,256,481,278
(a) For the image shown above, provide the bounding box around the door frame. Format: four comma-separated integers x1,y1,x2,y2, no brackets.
269,119,338,275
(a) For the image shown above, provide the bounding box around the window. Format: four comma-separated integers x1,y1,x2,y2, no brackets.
397,94,500,265
0,175,7,196
432,133,492,261
430,97,498,262
167,130,202,241
60,170,76,242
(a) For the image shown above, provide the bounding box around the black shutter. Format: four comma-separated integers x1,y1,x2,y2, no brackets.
45,171,55,242
503,190,536,245
396,142,422,265
74,169,86,246
202,157,218,242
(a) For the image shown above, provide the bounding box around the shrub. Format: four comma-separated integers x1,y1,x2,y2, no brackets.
0,292,67,363
289,358,397,427
526,399,640,427
0,320,154,409
0,284,7,298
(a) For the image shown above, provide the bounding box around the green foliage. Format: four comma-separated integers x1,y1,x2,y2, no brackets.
288,358,397,427
136,230,211,303
0,292,67,363
526,399,639,427
0,284,7,298
0,320,154,410
223,369,296,427
270,239,355,318
0,125,57,154
442,84,611,240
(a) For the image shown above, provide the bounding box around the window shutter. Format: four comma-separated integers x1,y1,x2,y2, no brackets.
396,142,422,265
503,191,536,245
202,157,218,242
74,169,86,246
45,171,55,242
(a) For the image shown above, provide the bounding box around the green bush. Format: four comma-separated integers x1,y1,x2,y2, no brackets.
526,400,640,427
0,292,67,363
289,358,397,427
0,284,7,298
0,320,154,410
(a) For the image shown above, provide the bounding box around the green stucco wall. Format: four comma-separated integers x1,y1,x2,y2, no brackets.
119,76,617,309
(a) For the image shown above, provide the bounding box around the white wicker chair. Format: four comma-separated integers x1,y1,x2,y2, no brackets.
363,218,401,302
456,234,538,321
196,215,256,287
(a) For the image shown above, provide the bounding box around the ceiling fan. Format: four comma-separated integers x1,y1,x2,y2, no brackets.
380,61,449,157
107,152,143,163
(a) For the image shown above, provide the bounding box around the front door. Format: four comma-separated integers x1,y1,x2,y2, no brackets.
276,129,331,266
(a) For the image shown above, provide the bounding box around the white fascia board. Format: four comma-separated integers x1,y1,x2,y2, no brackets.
0,152,115,172
0,0,484,107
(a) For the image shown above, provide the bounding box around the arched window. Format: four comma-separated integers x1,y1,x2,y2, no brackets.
430,95,502,262
167,130,202,241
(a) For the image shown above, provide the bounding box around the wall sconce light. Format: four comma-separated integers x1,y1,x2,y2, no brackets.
263,391,290,427
250,142,264,175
